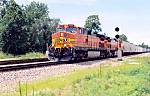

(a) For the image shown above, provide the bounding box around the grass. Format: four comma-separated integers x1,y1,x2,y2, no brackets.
17,68,99,96
0,52,14,59
13,55,150,96
17,52,45,59
0,52,45,60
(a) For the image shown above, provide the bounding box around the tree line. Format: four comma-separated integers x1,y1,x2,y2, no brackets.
0,0,148,55
0,0,60,55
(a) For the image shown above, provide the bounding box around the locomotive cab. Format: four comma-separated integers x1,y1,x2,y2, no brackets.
52,24,78,48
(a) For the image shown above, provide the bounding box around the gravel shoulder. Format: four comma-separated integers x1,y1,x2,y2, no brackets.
0,53,149,93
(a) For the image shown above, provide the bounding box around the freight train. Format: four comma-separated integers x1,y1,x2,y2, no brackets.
46,24,149,61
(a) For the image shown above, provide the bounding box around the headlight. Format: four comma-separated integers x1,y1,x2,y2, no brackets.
64,44,67,47
52,44,54,47
60,33,63,37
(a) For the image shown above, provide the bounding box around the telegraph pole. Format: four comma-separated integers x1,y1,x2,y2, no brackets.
115,27,122,61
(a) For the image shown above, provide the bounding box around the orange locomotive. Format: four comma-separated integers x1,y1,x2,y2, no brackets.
46,24,118,61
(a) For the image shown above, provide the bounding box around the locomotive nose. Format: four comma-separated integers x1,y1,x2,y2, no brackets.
52,32,70,48
59,32,69,48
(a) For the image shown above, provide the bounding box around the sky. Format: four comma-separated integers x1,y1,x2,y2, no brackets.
15,0,150,46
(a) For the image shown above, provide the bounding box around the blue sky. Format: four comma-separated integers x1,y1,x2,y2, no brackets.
15,0,150,46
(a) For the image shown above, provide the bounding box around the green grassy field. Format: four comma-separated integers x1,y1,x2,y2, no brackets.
2,55,150,96
0,52,45,60
12,55,149,96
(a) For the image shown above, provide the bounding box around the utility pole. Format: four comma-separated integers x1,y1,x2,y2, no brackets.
115,27,122,61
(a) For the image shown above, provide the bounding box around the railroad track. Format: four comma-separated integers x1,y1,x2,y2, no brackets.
0,53,143,72
0,56,110,72
0,58,48,65
0,61,60,72
0,58,54,72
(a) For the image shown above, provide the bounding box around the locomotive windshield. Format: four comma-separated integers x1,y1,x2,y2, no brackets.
66,27,77,33
56,24,78,33
56,28,65,32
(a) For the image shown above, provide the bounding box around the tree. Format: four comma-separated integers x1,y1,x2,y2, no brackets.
0,0,8,49
119,34,128,42
139,42,149,48
0,1,61,54
49,18,61,33
48,18,61,45
84,15,102,34
1,0,28,55
24,1,60,53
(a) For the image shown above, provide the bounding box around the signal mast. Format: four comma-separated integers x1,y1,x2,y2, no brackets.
115,27,122,61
